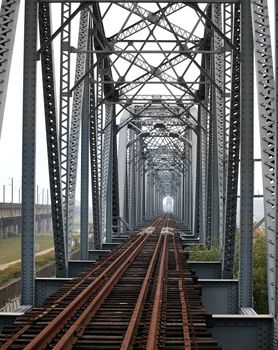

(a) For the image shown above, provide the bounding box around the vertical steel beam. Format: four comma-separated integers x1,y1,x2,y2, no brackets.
128,130,136,227
21,0,37,305
276,0,278,341
223,3,233,234
89,33,101,249
39,3,67,278
118,112,129,219
223,4,240,278
251,0,276,321
101,103,114,242
145,173,150,219
195,107,207,243
184,160,189,228
59,2,71,258
96,62,104,236
211,3,224,248
111,110,119,234
239,0,254,308
142,166,146,222
80,51,90,260
68,8,89,251
195,117,202,236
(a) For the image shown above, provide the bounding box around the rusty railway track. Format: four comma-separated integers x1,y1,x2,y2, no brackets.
0,215,220,349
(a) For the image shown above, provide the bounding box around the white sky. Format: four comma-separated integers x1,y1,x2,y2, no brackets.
0,1,275,216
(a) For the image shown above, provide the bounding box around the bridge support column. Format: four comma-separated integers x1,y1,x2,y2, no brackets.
128,130,136,228
239,0,254,309
21,0,37,305
80,51,90,260
118,111,129,225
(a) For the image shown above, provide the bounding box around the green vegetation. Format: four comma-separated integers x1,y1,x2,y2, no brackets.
186,237,268,314
187,245,220,261
0,251,55,287
0,242,80,288
253,236,268,313
0,233,54,264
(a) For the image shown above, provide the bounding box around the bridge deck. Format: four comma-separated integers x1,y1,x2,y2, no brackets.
0,216,220,349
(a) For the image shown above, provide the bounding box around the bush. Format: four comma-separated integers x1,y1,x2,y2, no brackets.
186,238,268,314
0,251,56,288
0,262,21,286
253,236,268,313
187,245,220,261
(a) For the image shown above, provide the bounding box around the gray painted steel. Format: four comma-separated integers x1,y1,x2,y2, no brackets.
239,0,254,309
21,0,37,305
0,1,277,345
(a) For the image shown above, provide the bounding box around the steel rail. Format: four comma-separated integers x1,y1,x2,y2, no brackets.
146,227,169,349
0,229,152,350
120,218,169,350
51,231,155,348
22,230,154,350
173,227,196,349
178,279,192,349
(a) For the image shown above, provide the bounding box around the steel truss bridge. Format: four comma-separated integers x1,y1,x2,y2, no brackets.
0,0,277,348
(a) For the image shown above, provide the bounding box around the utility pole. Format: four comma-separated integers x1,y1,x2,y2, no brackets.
9,177,13,203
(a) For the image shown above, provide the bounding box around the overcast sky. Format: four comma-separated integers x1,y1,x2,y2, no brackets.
0,1,275,216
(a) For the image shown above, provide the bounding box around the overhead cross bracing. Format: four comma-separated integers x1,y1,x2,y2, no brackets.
0,0,277,348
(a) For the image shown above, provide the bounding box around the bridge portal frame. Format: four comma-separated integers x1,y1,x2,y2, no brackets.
0,0,276,343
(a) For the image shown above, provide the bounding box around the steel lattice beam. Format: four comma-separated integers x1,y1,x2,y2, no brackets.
0,0,20,138
21,0,38,306
239,0,254,309
251,0,277,317
223,3,240,279
39,3,67,277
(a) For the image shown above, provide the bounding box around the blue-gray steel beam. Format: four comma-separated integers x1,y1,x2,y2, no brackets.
205,5,213,248
21,0,37,305
195,106,207,242
0,0,20,138
142,167,146,222
96,62,103,236
39,0,239,3
59,2,71,259
89,32,101,249
251,0,276,327
118,112,129,220
128,130,136,227
80,50,89,260
111,111,120,234
39,3,67,277
102,103,114,242
222,4,233,243
276,0,278,341
213,3,224,248
189,134,193,232
223,3,240,279
239,0,254,308
117,2,200,43
274,1,278,347
68,8,89,248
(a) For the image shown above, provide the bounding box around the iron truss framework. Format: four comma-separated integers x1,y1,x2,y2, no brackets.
0,0,278,344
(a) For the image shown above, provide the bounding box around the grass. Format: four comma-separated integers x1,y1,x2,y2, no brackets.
0,243,80,288
0,251,55,287
0,233,54,265
187,245,220,261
